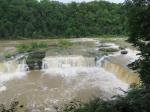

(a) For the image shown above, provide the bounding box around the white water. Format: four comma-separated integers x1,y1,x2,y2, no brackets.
42,56,95,68
0,58,29,91
0,40,140,111
125,48,140,63
42,55,129,98
95,41,140,66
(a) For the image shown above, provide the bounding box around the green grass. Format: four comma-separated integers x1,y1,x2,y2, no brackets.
57,40,73,48
16,42,48,52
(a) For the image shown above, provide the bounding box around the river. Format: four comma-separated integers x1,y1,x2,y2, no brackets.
0,38,140,112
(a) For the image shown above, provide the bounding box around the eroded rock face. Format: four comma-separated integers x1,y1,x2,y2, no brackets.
26,51,45,70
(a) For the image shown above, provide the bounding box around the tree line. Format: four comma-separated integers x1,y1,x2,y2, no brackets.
0,0,127,39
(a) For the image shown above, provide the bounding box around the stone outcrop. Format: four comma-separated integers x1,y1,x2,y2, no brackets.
26,51,45,70
121,50,128,55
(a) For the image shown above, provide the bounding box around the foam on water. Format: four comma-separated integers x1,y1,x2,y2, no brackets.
95,41,140,66
0,86,7,92
42,55,129,97
125,48,140,63
0,58,29,83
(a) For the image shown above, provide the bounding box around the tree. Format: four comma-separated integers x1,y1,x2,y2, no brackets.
126,0,150,87
0,0,127,39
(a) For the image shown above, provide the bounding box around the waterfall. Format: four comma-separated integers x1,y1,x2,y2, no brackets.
16,58,29,72
4,61,18,73
101,60,140,85
0,57,29,83
42,51,140,85
42,55,95,69
98,48,140,85
42,54,139,85
42,56,96,76
41,55,130,97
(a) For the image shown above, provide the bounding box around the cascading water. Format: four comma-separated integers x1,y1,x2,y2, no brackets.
42,55,129,98
0,57,29,92
0,40,141,111
98,48,140,85
95,41,140,85
16,58,29,72
42,56,96,76
43,56,95,68
101,60,140,84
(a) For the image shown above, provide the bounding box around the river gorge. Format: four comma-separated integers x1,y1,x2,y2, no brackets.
0,38,140,112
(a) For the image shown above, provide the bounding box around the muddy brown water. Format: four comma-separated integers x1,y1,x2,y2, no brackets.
0,38,139,111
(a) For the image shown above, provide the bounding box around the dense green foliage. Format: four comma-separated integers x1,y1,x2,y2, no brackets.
127,0,150,87
0,0,127,39
126,0,150,43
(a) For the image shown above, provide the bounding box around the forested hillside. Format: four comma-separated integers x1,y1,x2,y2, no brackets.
0,0,127,39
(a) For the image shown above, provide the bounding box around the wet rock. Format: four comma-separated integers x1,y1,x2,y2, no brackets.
99,47,119,52
121,50,128,55
20,105,24,108
26,51,45,70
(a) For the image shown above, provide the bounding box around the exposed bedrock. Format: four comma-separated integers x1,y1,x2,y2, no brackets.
121,50,128,55
26,51,45,70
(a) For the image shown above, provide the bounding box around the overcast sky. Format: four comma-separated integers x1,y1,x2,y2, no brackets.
56,0,124,3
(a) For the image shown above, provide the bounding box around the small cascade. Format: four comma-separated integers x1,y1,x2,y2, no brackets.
42,56,96,76
125,48,140,63
98,48,141,85
0,61,18,74
42,55,95,69
101,60,140,85
16,58,29,72
41,55,130,98
0,57,29,83
42,54,140,86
